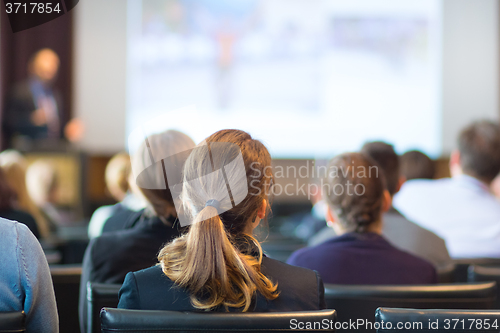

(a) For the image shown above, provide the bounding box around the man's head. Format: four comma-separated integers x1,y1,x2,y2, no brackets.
361,141,401,197
28,48,60,83
451,120,500,184
400,150,435,180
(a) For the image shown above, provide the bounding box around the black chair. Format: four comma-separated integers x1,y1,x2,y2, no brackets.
325,282,496,333
86,282,122,333
100,308,337,333
50,264,82,333
437,264,456,283
0,311,25,333
376,307,500,333
468,265,500,308
452,258,500,282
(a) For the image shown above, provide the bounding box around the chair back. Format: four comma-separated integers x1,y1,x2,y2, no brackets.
51,264,82,333
468,265,500,308
87,282,121,333
0,311,25,333
376,307,500,333
452,258,500,282
325,282,496,333
437,264,456,283
100,308,337,333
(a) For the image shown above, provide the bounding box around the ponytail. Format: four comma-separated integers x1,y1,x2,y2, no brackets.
158,206,279,311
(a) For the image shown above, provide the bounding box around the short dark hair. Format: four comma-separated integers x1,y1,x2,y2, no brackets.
323,153,386,233
361,141,399,196
400,150,435,180
458,120,500,184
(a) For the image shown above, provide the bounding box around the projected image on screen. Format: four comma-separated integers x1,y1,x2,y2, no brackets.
127,0,441,158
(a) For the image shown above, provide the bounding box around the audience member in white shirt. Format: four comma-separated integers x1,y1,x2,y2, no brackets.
394,120,500,258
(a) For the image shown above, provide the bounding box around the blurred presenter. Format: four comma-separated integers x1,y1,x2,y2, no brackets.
4,48,83,148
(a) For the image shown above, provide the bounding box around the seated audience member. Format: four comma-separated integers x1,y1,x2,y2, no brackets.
118,129,326,312
25,160,65,226
79,130,195,333
362,142,452,271
287,153,437,285
87,152,146,238
394,120,500,258
400,150,435,180
309,142,452,272
0,167,40,238
0,218,58,332
0,150,51,237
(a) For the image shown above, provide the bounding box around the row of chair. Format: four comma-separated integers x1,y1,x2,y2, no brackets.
5,307,500,333
46,259,500,333
99,307,500,333
86,281,497,333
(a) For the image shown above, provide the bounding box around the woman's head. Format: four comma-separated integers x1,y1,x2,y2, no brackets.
181,129,273,235
158,129,278,312
323,152,390,233
26,160,58,206
0,150,50,237
131,130,195,218
105,152,131,202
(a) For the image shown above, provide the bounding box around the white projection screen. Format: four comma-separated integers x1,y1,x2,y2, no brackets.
126,0,442,158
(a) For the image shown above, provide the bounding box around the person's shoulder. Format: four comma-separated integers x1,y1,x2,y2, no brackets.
0,217,32,238
264,256,318,282
385,210,443,239
388,241,436,270
133,265,165,281
87,227,140,262
400,178,448,192
91,205,115,219
288,238,339,263
0,217,17,231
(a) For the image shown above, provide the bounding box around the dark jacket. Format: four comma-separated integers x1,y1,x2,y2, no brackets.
118,248,326,312
79,210,185,333
288,232,437,285
4,80,64,143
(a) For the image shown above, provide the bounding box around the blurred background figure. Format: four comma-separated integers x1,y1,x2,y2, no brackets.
87,152,146,238
400,150,436,181
3,48,83,149
0,167,40,238
26,160,65,227
0,150,51,238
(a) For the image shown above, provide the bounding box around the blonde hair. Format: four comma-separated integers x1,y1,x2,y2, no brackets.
130,130,196,217
0,150,50,238
158,129,278,311
105,152,131,201
26,160,58,206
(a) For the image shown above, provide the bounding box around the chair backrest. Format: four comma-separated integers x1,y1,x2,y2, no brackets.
87,282,121,333
376,308,500,333
437,264,456,283
452,258,500,282
468,265,500,309
100,308,337,333
325,282,496,333
50,264,82,333
0,311,25,333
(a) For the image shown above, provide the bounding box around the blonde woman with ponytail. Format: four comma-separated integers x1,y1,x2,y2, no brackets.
118,129,326,312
